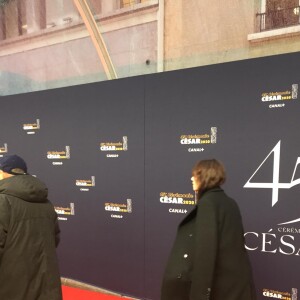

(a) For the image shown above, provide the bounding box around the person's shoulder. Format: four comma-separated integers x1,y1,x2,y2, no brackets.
202,187,226,200
202,188,237,207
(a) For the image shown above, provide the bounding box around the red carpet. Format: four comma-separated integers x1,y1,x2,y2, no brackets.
62,285,132,300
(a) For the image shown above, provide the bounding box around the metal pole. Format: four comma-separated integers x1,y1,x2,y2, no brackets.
73,0,117,80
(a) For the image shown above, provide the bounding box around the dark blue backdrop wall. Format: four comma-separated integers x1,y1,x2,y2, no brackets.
0,52,299,300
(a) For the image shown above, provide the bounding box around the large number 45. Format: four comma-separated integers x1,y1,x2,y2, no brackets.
244,140,300,207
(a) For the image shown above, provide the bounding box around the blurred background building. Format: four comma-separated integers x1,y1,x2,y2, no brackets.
1,0,300,295
0,0,300,94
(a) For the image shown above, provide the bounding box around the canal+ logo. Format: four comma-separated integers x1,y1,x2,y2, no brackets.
261,84,298,109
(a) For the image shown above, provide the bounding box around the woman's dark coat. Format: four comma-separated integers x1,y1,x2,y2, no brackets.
0,175,62,300
161,187,256,300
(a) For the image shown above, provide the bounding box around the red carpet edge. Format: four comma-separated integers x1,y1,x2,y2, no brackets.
61,277,140,299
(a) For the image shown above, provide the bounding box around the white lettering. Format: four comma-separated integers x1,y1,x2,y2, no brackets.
244,141,300,207
188,148,204,152
263,291,282,298
262,233,277,253
244,232,259,250
160,196,184,204
111,214,123,219
100,146,116,151
106,154,119,158
279,235,295,255
269,104,285,108
105,206,120,211
245,231,300,256
48,154,61,159
180,138,201,144
169,208,188,214
262,95,282,101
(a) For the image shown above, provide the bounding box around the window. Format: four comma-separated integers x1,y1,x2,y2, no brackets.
120,0,149,8
257,0,300,31
121,0,136,7
0,0,82,41
0,7,6,40
0,0,46,40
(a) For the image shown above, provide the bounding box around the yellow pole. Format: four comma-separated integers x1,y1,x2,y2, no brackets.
73,0,117,80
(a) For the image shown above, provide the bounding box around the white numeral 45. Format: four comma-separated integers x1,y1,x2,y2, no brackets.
244,141,300,206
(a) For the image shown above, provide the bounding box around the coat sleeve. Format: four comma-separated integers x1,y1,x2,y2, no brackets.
190,198,218,300
0,198,11,260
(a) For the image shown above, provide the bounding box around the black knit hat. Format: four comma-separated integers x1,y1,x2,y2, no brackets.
0,154,27,175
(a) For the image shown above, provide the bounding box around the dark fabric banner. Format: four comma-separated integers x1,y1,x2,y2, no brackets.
0,52,299,300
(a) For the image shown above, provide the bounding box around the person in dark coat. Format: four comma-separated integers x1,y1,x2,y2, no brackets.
0,155,62,300
161,159,256,300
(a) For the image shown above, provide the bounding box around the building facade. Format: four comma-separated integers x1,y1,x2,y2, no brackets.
0,0,300,95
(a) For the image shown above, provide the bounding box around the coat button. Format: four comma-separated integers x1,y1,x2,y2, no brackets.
183,254,188,258
177,273,182,279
